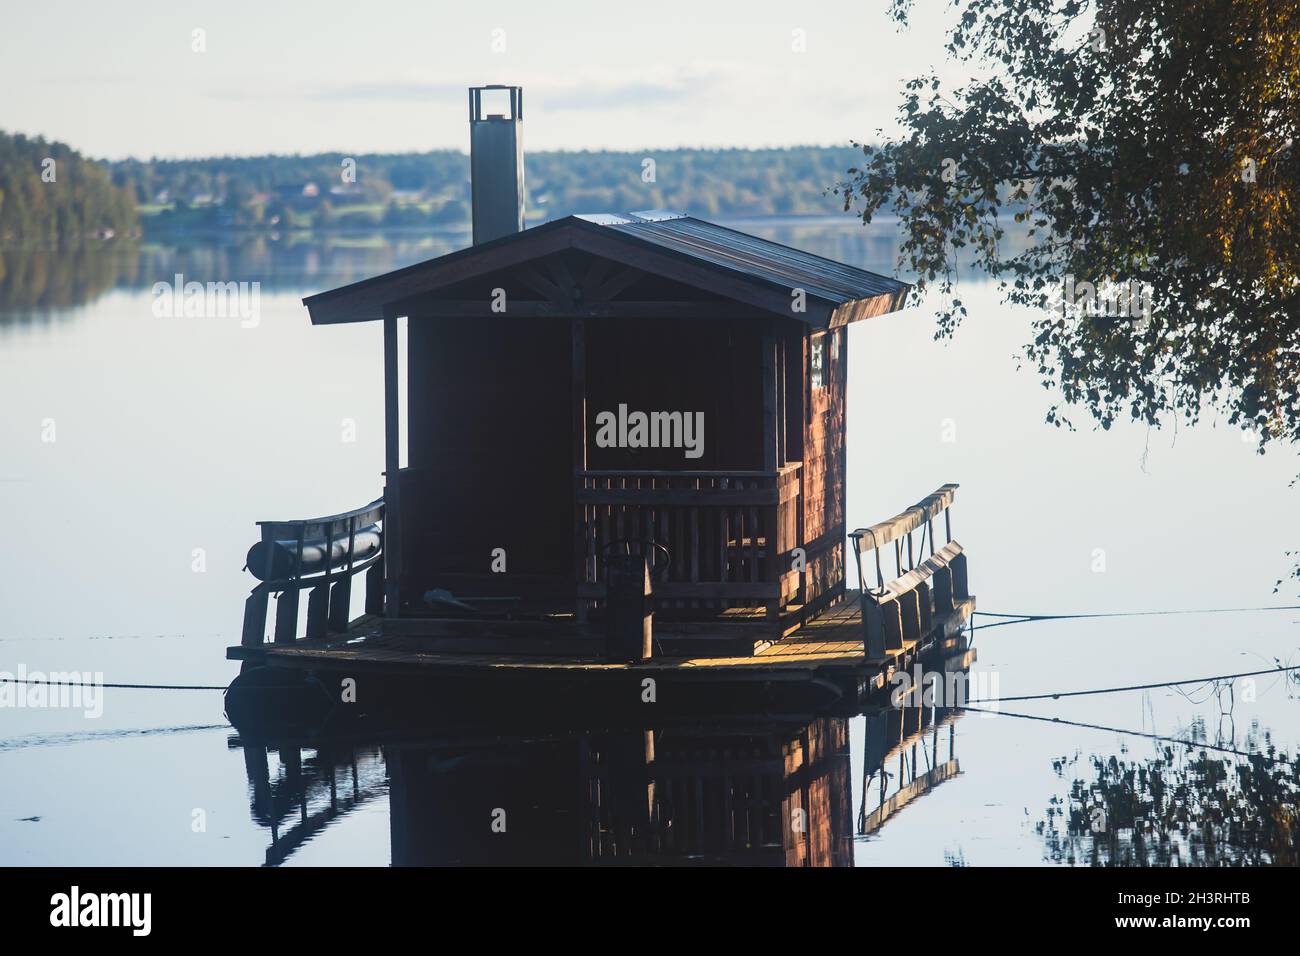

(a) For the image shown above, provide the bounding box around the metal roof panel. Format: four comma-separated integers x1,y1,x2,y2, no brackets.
303,212,909,325
598,215,904,304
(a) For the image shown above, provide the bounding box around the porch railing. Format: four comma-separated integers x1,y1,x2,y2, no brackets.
240,498,385,646
849,484,969,658
576,464,802,612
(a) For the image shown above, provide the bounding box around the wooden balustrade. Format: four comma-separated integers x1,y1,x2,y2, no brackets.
240,498,385,647
849,485,968,658
576,464,802,613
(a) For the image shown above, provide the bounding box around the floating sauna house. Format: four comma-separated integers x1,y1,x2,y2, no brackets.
227,86,974,719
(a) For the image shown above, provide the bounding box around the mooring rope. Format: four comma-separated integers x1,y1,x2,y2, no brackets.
0,677,225,691
1,607,1293,696
956,704,1295,762
972,604,1300,631
967,663,1300,704
0,723,229,752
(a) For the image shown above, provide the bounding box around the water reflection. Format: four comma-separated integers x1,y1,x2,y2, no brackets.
235,702,964,866
0,231,469,323
240,741,389,867
1038,720,1300,866
0,244,138,316
0,215,986,321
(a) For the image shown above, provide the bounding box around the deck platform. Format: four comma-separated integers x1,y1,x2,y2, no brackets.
227,591,975,715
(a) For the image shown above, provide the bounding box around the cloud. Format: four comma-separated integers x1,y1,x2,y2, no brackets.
209,64,741,111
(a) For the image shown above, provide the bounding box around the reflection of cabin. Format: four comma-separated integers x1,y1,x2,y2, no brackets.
239,741,388,866
300,85,909,631
238,698,972,866
385,719,853,866
860,705,962,835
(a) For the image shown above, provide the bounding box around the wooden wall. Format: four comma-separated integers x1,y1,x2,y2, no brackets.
396,260,847,617
403,316,573,592
585,317,762,471
801,326,847,610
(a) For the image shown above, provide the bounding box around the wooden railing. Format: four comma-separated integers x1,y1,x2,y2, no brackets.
576,464,802,612
240,498,385,646
849,484,969,658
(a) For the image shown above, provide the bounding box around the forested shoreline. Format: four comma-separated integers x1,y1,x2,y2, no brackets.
2,133,864,242
0,132,137,243
109,145,863,233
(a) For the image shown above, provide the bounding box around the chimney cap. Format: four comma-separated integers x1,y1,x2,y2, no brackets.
469,85,523,123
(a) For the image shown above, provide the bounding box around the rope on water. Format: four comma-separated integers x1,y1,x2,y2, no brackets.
968,663,1300,704
2,608,1294,696
0,677,225,691
955,705,1295,762
973,604,1300,631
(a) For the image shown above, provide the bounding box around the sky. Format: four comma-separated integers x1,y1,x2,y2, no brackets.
0,0,968,159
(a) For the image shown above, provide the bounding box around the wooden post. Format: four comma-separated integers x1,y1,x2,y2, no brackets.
321,519,335,629
933,566,955,615
882,598,904,651
273,587,298,643
899,589,922,644
762,333,779,472
604,552,652,662
951,552,969,599
383,313,402,618
241,585,268,647
274,525,305,643
796,336,808,606
762,333,779,619
863,600,887,658
306,584,329,640
572,319,588,623
775,337,786,465
328,516,356,632
241,525,276,646
328,581,350,632
365,557,385,616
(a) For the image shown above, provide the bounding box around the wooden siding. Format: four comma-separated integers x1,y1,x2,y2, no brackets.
404,316,574,596
584,316,762,471
802,326,847,611
386,247,849,617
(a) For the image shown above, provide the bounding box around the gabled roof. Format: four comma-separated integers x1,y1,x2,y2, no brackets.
302,211,910,328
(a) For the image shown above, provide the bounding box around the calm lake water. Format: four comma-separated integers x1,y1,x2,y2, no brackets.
1,219,1297,865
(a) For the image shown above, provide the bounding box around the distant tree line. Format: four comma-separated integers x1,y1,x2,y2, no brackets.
105,146,864,234
3,137,867,241
0,131,137,244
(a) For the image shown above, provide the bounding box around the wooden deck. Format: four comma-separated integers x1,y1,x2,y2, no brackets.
228,590,975,701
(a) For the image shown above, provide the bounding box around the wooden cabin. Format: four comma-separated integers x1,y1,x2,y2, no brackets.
227,86,974,705
297,86,908,638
